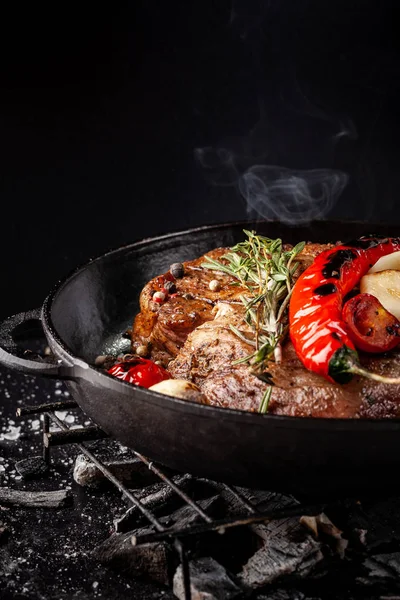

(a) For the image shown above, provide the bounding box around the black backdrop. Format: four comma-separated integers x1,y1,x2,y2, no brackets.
0,1,399,319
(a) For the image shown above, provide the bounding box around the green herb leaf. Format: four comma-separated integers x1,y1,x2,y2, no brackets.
259,387,272,413
202,230,305,412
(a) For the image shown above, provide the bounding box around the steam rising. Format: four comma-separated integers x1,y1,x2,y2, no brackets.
194,147,238,187
194,147,349,225
194,3,355,226
239,165,349,225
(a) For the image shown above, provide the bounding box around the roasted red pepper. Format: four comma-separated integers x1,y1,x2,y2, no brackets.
289,235,400,383
108,357,170,388
342,293,400,354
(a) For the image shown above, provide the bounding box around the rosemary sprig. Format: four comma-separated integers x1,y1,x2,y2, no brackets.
259,386,272,413
202,230,305,413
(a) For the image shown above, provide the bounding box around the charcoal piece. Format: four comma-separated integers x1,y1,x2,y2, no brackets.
0,487,71,508
219,486,298,516
15,456,49,479
257,591,310,600
363,553,400,580
344,497,400,550
160,495,221,530
114,474,192,532
299,516,319,537
73,454,160,488
300,513,348,558
131,495,223,546
93,530,173,585
96,495,221,585
257,591,324,600
354,528,368,546
216,486,323,587
173,556,242,600
239,515,323,588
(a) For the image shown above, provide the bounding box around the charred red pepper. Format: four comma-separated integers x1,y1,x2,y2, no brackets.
342,293,400,354
289,235,400,384
108,357,170,388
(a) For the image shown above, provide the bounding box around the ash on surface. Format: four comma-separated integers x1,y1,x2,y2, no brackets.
0,366,174,600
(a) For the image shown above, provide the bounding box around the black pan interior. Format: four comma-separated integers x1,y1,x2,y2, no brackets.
49,220,399,366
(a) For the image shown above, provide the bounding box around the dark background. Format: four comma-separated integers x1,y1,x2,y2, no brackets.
0,1,399,319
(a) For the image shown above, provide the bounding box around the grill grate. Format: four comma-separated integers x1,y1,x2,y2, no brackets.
16,398,324,600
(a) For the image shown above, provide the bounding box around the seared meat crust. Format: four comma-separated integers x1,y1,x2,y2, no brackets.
132,242,400,418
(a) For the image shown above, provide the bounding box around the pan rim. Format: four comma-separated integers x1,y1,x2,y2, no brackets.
41,218,400,428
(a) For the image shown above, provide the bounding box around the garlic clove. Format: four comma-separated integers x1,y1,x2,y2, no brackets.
368,250,400,273
360,270,400,320
149,379,208,404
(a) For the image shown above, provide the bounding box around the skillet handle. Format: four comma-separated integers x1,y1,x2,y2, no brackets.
0,308,78,380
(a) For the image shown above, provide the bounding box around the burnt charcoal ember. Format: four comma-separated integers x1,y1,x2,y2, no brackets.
96,496,221,585
343,497,400,550
129,495,222,542
239,518,323,588
15,456,49,479
173,557,242,600
362,552,400,582
93,530,173,585
300,513,348,558
257,591,317,600
114,474,193,533
0,487,71,508
222,489,323,588
160,495,221,529
73,454,161,488
220,487,298,514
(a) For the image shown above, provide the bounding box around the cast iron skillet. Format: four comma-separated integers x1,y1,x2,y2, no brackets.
1,220,400,498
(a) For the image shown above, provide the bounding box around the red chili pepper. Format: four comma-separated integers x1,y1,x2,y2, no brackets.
108,357,170,388
342,293,400,354
289,235,400,384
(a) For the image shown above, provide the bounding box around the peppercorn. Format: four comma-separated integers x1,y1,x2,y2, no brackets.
152,291,166,303
163,280,176,294
170,262,184,278
209,279,221,292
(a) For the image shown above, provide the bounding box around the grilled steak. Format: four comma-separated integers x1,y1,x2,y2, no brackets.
132,243,400,419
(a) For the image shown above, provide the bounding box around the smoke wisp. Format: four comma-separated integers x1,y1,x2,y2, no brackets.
194,2,357,226
239,165,349,225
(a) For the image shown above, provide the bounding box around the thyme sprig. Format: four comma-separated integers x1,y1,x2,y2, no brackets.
202,230,305,413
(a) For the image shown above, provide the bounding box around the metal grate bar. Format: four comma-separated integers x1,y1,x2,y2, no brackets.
131,501,325,546
221,484,259,514
43,413,50,464
45,426,107,446
47,412,166,532
174,538,192,600
132,450,214,524
17,400,78,416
